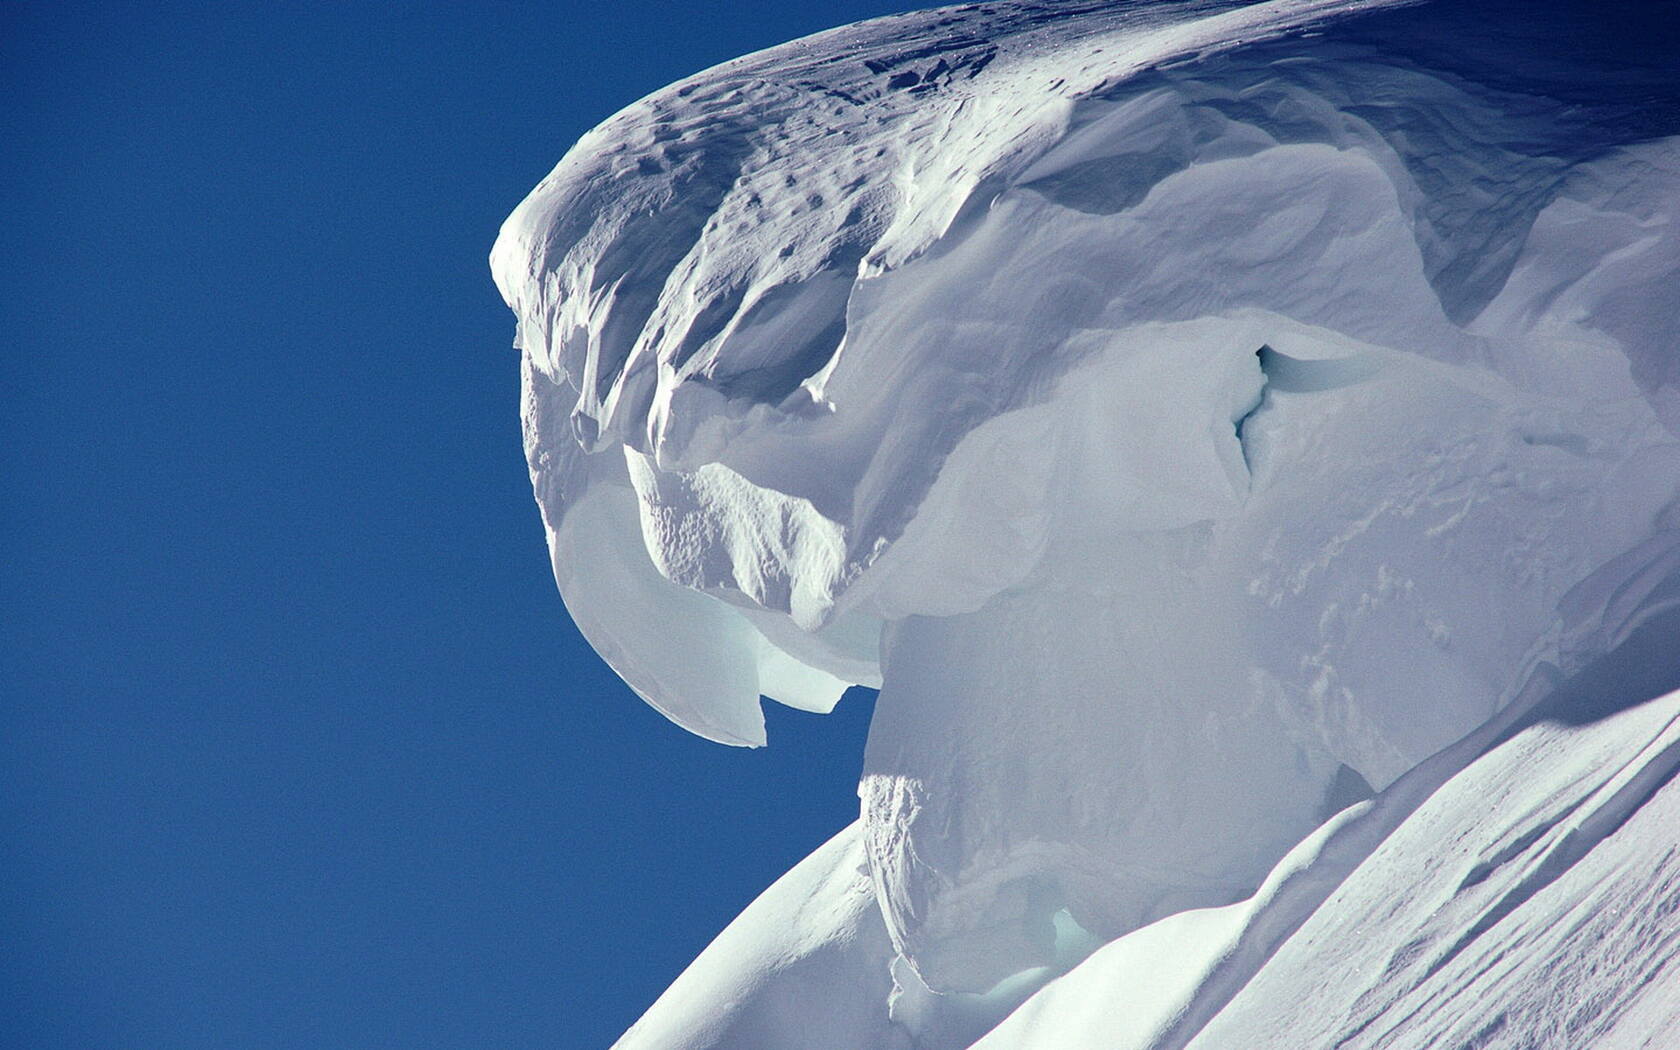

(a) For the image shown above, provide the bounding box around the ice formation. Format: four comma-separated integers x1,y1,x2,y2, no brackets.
491,0,1680,1045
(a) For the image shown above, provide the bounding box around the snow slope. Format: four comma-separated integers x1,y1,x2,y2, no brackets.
491,0,1680,1045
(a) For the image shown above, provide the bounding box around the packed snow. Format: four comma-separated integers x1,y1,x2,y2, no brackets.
491,0,1680,1045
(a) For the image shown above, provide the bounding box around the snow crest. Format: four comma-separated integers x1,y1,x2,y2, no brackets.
493,0,1680,1045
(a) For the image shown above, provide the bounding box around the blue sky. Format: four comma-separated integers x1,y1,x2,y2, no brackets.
2,3,925,1046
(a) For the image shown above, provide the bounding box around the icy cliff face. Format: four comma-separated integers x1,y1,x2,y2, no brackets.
492,0,1680,1045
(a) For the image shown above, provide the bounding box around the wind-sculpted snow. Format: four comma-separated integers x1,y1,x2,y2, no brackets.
492,0,1680,1045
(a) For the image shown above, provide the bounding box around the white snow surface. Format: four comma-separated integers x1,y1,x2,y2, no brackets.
492,0,1680,1045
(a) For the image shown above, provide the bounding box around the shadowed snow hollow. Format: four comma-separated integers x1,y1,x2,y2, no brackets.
491,0,1680,1046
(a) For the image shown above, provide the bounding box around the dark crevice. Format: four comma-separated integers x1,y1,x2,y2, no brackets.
1318,763,1378,823
1233,345,1271,475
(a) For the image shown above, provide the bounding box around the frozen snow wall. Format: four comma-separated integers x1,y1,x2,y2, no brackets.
492,0,1680,1044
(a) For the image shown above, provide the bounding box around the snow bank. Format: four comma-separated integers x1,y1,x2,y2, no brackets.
492,0,1680,1045
614,823,898,1050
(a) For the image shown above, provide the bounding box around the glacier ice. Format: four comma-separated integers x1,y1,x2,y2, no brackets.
491,0,1680,1045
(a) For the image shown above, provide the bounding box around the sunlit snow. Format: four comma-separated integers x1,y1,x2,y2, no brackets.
492,0,1680,1046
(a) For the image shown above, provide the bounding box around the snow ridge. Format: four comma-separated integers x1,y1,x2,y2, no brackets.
493,1,1680,1046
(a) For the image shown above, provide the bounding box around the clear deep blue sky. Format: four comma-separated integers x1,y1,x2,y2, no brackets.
2,3,927,1046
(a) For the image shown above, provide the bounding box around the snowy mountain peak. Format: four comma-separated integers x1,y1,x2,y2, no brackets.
494,1,1680,1045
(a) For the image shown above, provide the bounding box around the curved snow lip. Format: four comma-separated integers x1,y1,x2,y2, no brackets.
498,1,1680,1046
500,0,1680,751
497,0,1451,740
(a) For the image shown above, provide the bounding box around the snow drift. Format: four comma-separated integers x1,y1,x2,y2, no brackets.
491,0,1680,1045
